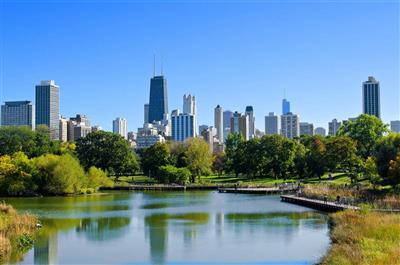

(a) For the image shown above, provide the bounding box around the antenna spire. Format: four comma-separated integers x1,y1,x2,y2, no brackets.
153,54,156,77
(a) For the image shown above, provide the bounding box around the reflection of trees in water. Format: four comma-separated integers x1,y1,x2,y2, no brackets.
75,217,131,241
34,232,58,265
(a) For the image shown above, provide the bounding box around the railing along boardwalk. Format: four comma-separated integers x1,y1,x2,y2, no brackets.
218,187,297,194
281,195,360,212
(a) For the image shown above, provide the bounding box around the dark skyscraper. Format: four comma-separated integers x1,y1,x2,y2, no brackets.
148,76,168,123
35,80,60,140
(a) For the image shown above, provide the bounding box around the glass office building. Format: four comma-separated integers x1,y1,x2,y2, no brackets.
1,101,35,129
35,80,60,140
148,76,168,123
362,76,380,118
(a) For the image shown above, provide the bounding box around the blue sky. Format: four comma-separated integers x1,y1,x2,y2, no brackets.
1,0,399,131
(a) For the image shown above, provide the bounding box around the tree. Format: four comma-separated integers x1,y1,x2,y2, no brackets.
76,131,139,177
325,136,360,172
184,138,213,182
300,135,327,179
338,114,387,158
388,154,400,187
0,152,37,196
224,133,245,177
0,125,58,158
158,165,190,185
212,152,225,177
33,154,85,195
375,133,400,186
140,142,171,178
86,167,114,190
364,156,381,188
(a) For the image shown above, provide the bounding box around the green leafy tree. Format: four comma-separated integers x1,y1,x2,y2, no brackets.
212,152,225,177
364,156,381,188
375,133,400,186
300,135,327,179
338,114,388,158
158,165,191,185
224,133,245,177
86,166,114,190
184,138,213,182
33,154,85,195
325,136,360,172
140,142,171,178
388,154,400,187
76,131,139,177
0,152,37,196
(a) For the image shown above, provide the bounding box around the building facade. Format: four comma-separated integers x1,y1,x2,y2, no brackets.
391,120,400,133
171,109,195,142
59,117,68,142
214,105,224,144
148,75,168,123
300,122,314,136
35,80,59,140
113,117,128,139
281,112,299,139
362,76,380,118
1,101,35,130
230,111,249,140
265,112,280,135
328,118,342,136
144,103,149,124
136,123,165,149
245,106,255,139
314,127,326,136
223,110,233,131
183,94,197,136
282,98,290,115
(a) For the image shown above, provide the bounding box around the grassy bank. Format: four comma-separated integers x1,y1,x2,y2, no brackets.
322,210,400,265
0,203,37,263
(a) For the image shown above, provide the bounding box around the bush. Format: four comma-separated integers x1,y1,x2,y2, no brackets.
86,167,113,190
159,165,190,185
33,154,85,195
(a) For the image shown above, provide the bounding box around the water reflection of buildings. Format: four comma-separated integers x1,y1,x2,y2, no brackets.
145,214,168,265
34,233,58,265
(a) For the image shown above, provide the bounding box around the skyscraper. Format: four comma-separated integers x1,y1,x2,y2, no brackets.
35,80,60,140
144,104,149,124
245,106,255,139
113,117,128,139
1,101,35,130
214,105,223,144
300,122,314,136
282,98,290,115
362,76,380,118
148,76,168,123
230,111,249,140
265,112,280,135
171,109,195,142
59,117,68,142
183,94,197,135
328,119,341,136
281,112,299,139
223,110,233,130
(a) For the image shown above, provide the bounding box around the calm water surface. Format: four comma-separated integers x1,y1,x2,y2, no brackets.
5,191,330,265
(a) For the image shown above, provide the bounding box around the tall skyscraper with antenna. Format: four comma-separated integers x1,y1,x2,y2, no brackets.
147,56,168,123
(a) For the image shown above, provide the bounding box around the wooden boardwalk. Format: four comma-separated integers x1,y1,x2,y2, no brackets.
218,187,297,194
281,195,360,212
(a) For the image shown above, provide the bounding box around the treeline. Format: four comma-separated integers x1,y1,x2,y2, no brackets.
222,114,400,188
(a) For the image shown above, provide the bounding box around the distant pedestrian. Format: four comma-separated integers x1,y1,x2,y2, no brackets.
324,196,328,204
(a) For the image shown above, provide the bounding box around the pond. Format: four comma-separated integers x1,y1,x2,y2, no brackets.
5,191,330,265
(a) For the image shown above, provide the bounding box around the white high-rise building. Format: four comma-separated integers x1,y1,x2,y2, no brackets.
59,117,68,142
391,120,400,133
113,117,128,139
300,122,314,136
171,109,195,142
214,105,224,144
328,119,342,136
245,106,255,139
281,112,299,139
183,94,197,136
265,112,280,135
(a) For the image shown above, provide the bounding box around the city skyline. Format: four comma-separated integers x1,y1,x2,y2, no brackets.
1,1,399,131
